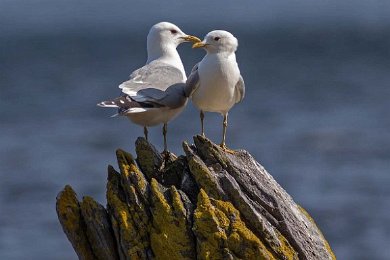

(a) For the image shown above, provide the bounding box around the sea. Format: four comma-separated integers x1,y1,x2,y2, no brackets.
1,1,390,259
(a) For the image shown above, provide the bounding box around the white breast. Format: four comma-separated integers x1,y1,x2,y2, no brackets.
192,53,240,115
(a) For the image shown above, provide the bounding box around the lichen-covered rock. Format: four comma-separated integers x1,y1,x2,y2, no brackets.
56,185,96,260
190,135,331,260
135,137,163,180
106,166,150,259
183,142,225,200
56,136,335,260
80,196,119,260
149,179,196,259
193,189,275,260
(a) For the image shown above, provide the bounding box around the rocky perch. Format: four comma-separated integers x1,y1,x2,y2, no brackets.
56,135,335,260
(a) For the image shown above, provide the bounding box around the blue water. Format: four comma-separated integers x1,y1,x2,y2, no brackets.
1,1,390,259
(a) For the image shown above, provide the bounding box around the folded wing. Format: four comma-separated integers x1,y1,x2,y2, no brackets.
234,75,245,103
119,60,184,96
99,60,188,116
184,63,200,98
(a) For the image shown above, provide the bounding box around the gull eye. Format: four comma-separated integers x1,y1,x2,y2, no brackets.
214,37,220,41
170,29,178,34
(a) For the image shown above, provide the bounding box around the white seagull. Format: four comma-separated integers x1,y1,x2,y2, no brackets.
98,22,200,152
186,30,245,150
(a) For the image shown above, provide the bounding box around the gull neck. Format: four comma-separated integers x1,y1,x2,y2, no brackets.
146,43,186,80
206,51,237,61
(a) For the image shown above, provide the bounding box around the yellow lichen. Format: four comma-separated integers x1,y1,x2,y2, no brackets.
215,201,274,259
187,154,221,200
80,196,103,227
276,234,298,260
193,189,275,260
193,190,228,259
116,149,148,194
115,150,151,249
119,210,129,229
56,185,96,260
170,185,187,218
298,205,336,260
149,178,195,260
134,141,161,178
213,198,275,260
107,170,148,259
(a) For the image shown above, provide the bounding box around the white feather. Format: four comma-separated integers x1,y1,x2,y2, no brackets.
126,107,150,113
121,89,138,96
97,102,118,108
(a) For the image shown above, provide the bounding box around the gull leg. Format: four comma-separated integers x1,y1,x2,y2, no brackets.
220,113,228,149
162,123,168,152
160,123,170,182
200,110,205,137
220,113,234,153
144,126,148,141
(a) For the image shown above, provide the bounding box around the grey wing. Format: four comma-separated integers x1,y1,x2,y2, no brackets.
157,83,188,108
119,60,184,95
184,63,200,98
130,83,187,109
234,75,245,103
134,88,167,101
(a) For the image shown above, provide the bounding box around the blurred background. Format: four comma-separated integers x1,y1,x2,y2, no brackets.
1,0,390,259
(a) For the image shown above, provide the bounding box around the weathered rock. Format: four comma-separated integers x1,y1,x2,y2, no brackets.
191,135,333,260
56,185,96,260
106,165,151,259
80,196,119,260
193,189,275,260
56,136,335,260
149,179,196,259
135,137,163,180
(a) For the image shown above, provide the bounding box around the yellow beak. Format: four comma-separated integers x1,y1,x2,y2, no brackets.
192,42,207,49
181,35,202,43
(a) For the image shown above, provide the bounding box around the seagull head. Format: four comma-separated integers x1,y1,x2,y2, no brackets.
146,22,201,64
192,30,238,54
147,22,200,49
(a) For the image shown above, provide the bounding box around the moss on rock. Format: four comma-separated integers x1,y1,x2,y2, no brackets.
116,149,151,242
56,185,96,260
149,178,196,260
57,138,335,260
183,142,224,200
107,167,149,259
193,189,275,260
117,149,148,199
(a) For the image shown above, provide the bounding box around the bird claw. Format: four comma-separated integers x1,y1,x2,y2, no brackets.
219,143,235,154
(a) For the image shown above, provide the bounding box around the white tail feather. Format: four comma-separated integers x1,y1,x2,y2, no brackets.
126,107,149,113
97,101,118,108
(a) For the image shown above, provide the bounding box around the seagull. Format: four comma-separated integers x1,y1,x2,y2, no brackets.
186,30,245,151
98,22,200,152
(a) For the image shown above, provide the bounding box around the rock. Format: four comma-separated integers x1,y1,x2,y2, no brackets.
149,179,196,259
193,189,274,260
56,185,96,260
80,196,119,260
56,136,335,260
